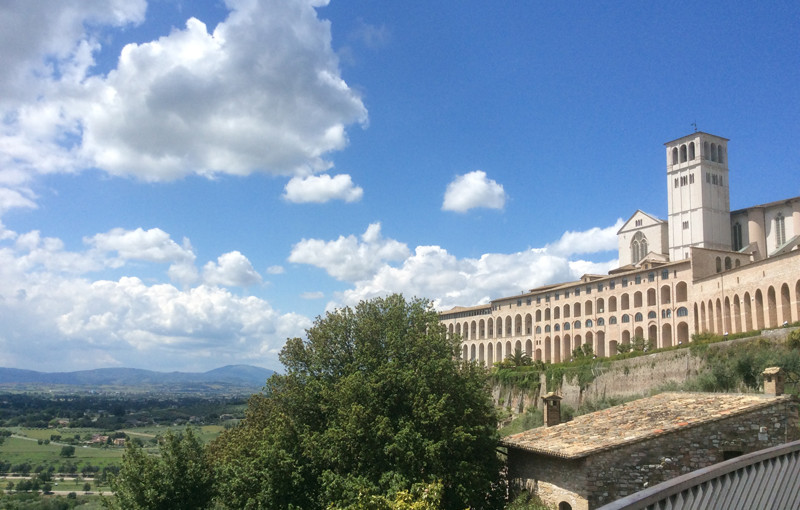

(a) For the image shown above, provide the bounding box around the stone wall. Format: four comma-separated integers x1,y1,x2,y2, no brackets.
509,398,799,509
585,398,799,508
493,327,798,415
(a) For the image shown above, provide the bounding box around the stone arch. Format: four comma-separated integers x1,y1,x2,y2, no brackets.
478,319,485,339
733,295,742,333
496,342,503,362
648,324,657,343
634,291,643,308
635,326,644,341
554,307,561,320
563,304,570,319
462,344,468,360
716,257,722,273
677,322,689,344
711,142,718,162
780,283,791,324
448,324,454,338
621,293,630,310
525,339,533,357
596,331,605,357
755,289,765,330
724,296,732,334
743,292,753,331
470,321,477,340
495,317,503,337
455,323,462,338
725,256,732,270
767,286,778,328
661,323,672,348
585,331,594,352
680,144,687,163
478,343,485,363
597,298,605,313
700,301,708,332
535,309,542,322
525,314,533,335
689,141,696,160
505,341,512,359
672,147,679,165
609,338,618,356
585,300,593,315
535,348,542,361
553,336,561,363
574,302,582,317
715,298,723,333
676,281,688,302
514,340,522,354
505,316,513,336
563,334,572,360
514,314,523,336
545,336,552,363
487,318,494,338
622,330,631,346
609,295,618,312
470,344,476,361
647,288,656,306
796,280,800,323
661,285,671,304
487,343,493,366
545,308,551,321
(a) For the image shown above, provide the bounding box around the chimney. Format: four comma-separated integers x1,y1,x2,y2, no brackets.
542,392,562,427
763,367,784,396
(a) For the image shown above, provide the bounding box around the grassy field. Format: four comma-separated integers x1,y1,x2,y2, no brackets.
1,425,226,475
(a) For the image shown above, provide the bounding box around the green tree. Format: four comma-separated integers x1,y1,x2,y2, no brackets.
210,294,503,510
507,348,532,367
104,428,214,510
59,445,75,458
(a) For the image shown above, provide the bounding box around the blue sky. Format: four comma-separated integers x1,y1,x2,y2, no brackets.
0,0,797,373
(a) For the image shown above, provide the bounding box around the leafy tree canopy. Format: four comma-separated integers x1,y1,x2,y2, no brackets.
104,428,214,510
210,294,503,509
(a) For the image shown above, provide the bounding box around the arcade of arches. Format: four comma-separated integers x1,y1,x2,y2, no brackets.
441,250,800,367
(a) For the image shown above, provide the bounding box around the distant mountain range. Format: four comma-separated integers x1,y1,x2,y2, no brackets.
0,365,275,390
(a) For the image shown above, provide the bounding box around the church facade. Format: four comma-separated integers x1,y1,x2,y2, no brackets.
439,132,800,365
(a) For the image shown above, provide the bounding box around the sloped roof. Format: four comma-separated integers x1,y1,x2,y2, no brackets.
501,392,794,460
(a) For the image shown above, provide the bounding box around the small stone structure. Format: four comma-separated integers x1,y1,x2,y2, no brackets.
542,392,562,427
502,391,799,510
763,366,785,396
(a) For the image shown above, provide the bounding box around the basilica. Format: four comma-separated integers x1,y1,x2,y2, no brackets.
439,132,800,365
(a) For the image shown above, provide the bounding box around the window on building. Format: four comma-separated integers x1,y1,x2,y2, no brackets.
776,213,786,247
662,269,669,280
621,314,630,323
648,311,657,319
690,173,695,184
609,280,616,290
597,317,605,326
575,287,580,296
677,307,689,317
635,313,643,322
585,319,593,328
682,221,689,230
554,292,559,301
564,322,570,330
648,272,655,282
597,283,604,292
517,299,522,307
712,174,718,185
630,231,649,264
545,294,550,302
732,222,743,251
536,296,541,304
609,316,617,324
635,275,641,284
635,219,643,227
545,325,551,333
586,286,591,294
526,298,531,305
622,278,628,287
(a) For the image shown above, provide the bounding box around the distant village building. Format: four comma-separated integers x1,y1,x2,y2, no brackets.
440,132,800,365
502,386,799,510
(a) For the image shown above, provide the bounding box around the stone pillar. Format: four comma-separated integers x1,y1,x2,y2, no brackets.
763,367,784,396
542,392,562,427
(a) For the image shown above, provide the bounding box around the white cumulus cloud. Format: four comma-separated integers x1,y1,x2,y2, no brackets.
289,222,410,281
290,221,621,312
0,0,368,210
284,174,364,203
442,170,507,213
203,251,263,287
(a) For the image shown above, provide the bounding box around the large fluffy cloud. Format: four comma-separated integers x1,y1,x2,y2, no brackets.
0,224,306,372
289,221,622,311
289,223,411,281
0,0,367,206
442,170,507,213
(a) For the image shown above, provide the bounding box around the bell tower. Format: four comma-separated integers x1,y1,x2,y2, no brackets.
665,132,731,260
